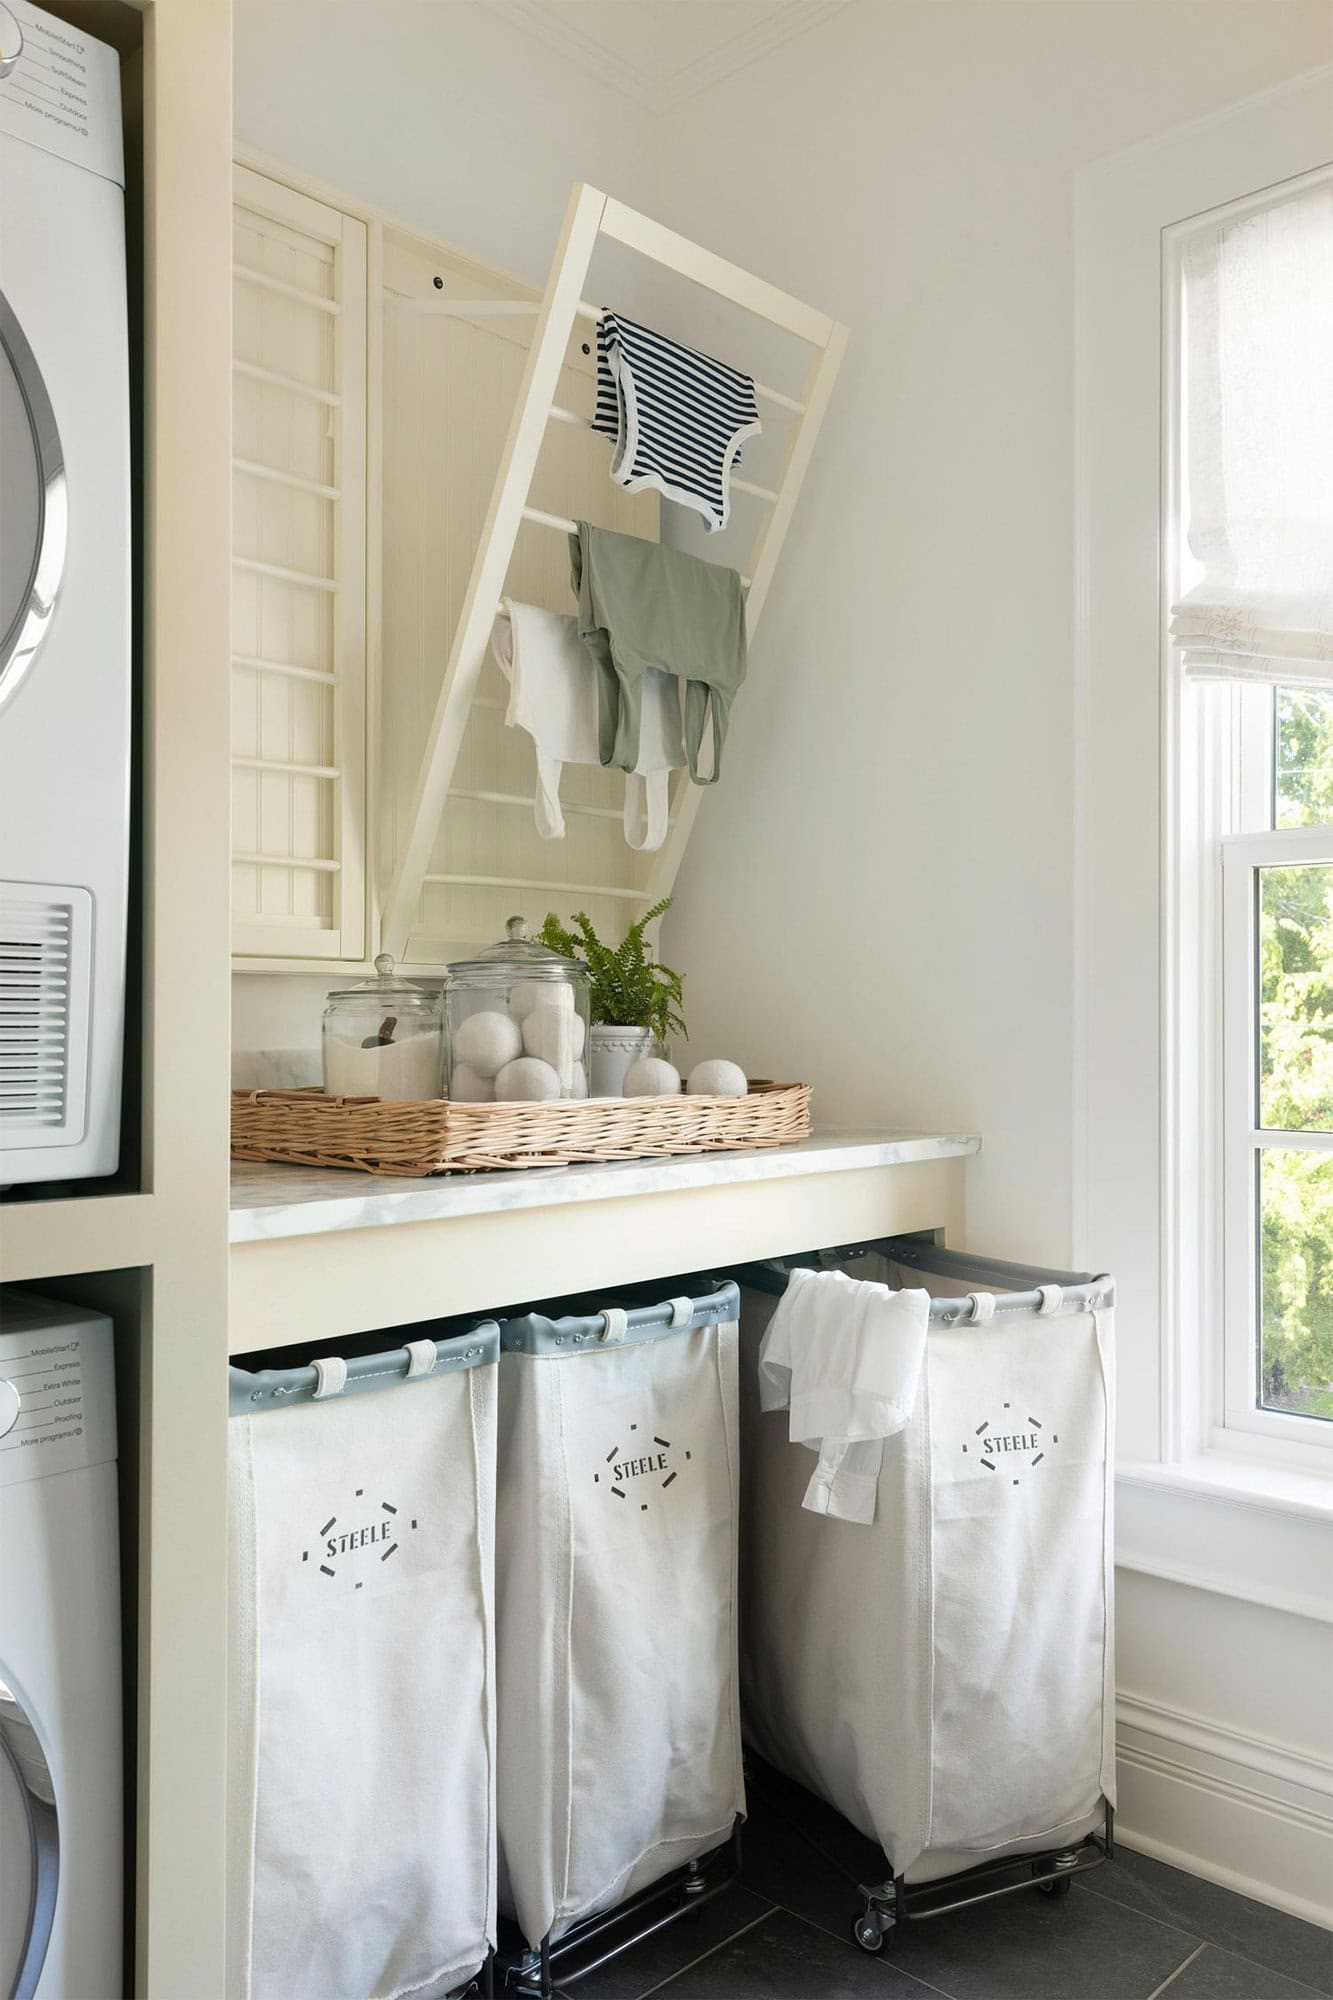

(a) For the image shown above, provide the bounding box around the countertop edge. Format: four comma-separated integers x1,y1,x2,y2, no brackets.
229,1131,981,1244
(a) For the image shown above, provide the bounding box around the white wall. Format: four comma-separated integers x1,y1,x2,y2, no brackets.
653,0,1333,1270
233,0,649,287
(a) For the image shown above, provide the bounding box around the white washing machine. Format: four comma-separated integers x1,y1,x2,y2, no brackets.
0,0,131,1184
0,1292,121,2000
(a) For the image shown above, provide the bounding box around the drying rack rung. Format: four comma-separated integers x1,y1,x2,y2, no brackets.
547,403,780,503
233,853,342,874
234,262,341,314
424,873,646,903
388,294,806,415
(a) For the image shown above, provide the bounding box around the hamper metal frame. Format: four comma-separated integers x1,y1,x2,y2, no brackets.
503,1826,743,1997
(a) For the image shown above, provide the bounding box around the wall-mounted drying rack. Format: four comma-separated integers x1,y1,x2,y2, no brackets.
379,184,848,963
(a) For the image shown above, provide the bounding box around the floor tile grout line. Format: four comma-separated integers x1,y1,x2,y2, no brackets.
1074,1876,1213,1948
772,1899,961,2000
1075,1878,1333,1996
636,1905,776,1998
1143,1942,1209,2000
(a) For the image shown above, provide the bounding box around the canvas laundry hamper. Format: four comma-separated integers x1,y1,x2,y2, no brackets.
495,1282,745,1950
226,1325,499,2000
735,1246,1115,1893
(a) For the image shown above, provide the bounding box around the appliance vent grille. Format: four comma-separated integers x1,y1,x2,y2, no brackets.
0,898,71,1128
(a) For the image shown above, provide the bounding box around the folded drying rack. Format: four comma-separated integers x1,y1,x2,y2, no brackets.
379,184,848,961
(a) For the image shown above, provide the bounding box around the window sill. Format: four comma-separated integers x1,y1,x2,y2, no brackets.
1118,1451,1333,1522
1115,1453,1333,1626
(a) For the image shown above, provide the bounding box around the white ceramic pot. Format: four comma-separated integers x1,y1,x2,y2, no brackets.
589,1025,659,1098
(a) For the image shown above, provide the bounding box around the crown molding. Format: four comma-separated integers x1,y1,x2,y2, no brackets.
487,0,656,105
487,0,853,114
656,0,853,111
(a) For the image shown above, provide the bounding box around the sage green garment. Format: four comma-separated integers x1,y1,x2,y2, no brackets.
570,523,747,785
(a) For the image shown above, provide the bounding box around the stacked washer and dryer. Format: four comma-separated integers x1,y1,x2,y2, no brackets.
1,3,131,1996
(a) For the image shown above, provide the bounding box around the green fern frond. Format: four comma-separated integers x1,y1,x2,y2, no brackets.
538,898,687,1043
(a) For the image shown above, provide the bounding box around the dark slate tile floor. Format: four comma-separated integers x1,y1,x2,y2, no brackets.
548,1766,1333,2000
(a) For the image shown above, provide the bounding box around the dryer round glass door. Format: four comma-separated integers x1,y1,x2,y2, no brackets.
0,294,67,717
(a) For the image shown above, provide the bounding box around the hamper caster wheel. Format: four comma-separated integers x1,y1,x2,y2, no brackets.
1037,1876,1073,1898
851,1911,888,1953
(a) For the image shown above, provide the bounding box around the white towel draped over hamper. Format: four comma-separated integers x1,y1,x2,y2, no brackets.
738,1255,1115,1886
495,1286,745,1947
226,1327,499,2000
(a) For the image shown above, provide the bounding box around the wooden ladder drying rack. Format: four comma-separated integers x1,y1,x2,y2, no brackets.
380,183,848,963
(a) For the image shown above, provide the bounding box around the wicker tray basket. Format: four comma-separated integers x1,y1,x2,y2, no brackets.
230,1081,812,1177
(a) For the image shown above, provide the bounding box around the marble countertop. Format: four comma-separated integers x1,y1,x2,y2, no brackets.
229,1131,981,1244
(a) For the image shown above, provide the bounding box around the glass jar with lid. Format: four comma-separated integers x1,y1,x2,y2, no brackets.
321,955,445,1101
444,917,591,1102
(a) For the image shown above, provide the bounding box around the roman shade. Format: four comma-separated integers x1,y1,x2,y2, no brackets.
1171,172,1333,686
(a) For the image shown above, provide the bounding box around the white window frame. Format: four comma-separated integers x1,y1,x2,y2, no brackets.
1220,826,1333,1457
1165,173,1333,1473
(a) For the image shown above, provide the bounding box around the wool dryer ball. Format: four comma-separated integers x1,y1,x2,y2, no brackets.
686,1059,748,1097
521,1002,586,1066
623,1056,682,1096
448,1062,494,1103
509,978,572,1024
494,1055,562,1101
452,1009,522,1078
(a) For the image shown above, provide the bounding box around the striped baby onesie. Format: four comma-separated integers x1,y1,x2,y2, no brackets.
593,309,761,533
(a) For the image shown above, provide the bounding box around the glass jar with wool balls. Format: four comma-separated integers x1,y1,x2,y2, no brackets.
443,916,591,1103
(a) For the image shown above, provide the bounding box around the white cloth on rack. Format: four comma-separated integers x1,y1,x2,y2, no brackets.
757,1266,929,1524
491,600,684,851
226,1366,496,2000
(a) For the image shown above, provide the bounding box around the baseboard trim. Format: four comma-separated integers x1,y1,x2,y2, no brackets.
1116,1690,1333,1927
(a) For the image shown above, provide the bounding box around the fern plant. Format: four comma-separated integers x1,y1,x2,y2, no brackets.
538,899,687,1044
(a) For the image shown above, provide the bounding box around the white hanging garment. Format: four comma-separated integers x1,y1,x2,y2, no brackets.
495,1297,744,1946
491,601,684,850
227,1348,497,2000
756,1266,929,1523
739,1268,1114,1884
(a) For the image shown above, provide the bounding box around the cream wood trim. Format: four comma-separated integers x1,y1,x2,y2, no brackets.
139,0,233,1991
228,1156,966,1352
0,1194,155,1283
1115,1693,1333,1926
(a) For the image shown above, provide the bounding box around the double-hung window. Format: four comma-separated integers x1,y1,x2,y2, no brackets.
1170,169,1333,1458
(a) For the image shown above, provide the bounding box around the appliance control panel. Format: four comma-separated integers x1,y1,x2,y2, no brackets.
0,0,123,187
0,1292,116,1485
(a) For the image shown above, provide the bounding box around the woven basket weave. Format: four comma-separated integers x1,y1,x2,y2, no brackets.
230,1081,812,1177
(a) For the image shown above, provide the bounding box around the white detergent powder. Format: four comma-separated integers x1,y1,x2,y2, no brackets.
323,1033,442,1101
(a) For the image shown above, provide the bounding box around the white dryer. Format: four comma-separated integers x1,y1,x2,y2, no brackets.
0,0,131,1184
0,1292,121,2000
